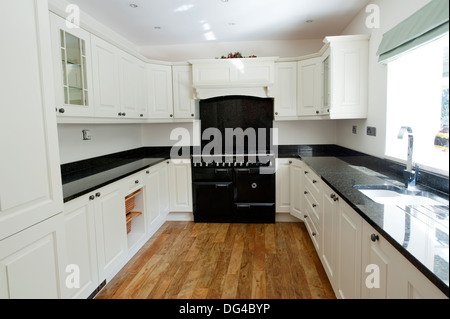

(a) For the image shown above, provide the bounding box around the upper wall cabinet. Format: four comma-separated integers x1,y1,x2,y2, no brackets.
91,34,148,119
147,64,174,119
91,34,121,118
50,13,94,117
274,62,297,118
297,57,322,116
322,35,370,119
172,65,196,119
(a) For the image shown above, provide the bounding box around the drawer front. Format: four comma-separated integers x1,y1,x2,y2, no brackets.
234,203,275,223
192,167,233,182
125,172,144,193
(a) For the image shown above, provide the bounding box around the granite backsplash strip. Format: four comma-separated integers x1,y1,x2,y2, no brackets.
61,145,449,195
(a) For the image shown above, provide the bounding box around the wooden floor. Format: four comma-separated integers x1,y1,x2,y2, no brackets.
96,222,335,299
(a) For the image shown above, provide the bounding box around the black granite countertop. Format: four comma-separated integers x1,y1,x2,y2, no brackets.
298,155,449,297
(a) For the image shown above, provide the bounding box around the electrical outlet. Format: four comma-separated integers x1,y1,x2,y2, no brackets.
367,126,377,137
82,129,91,140
352,126,357,134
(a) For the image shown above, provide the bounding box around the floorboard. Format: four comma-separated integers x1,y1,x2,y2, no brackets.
95,221,335,299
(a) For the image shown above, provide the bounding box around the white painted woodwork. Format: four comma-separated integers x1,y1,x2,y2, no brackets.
275,159,291,213
144,162,169,228
274,62,297,117
321,183,339,291
189,57,277,99
0,0,63,241
323,35,369,119
93,183,127,282
136,62,149,118
118,52,138,117
298,57,322,116
0,213,66,299
289,159,304,220
172,65,196,119
62,194,99,299
361,222,447,299
168,159,193,212
91,34,121,118
147,64,174,119
50,13,94,117
336,199,363,299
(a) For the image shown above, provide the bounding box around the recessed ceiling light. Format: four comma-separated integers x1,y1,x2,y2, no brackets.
129,3,138,8
154,26,162,30
306,20,314,23
228,22,237,26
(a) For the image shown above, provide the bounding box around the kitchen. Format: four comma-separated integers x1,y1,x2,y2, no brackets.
0,0,448,303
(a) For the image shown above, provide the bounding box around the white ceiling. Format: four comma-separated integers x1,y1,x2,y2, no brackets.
69,0,370,46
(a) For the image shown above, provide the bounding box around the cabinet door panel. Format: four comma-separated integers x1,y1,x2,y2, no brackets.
0,214,65,299
91,35,120,117
173,65,195,119
0,0,63,240
148,65,173,119
63,196,99,299
275,159,291,213
169,160,192,212
274,62,297,117
337,201,362,299
94,185,127,281
298,58,321,116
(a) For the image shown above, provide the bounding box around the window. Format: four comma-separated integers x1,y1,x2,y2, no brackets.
386,33,449,175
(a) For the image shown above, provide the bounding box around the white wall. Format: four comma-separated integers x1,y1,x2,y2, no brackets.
336,0,432,158
138,39,324,62
57,124,143,164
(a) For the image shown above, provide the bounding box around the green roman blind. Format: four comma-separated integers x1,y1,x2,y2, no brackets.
377,0,449,64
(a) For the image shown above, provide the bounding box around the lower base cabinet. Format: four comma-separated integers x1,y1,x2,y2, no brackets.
0,213,67,299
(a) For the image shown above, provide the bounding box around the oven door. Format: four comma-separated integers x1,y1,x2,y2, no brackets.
193,182,233,222
234,168,275,203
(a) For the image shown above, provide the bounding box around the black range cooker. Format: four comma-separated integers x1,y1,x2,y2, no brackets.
192,154,276,223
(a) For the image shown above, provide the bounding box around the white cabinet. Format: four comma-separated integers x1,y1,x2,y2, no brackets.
168,159,193,212
148,64,174,119
92,35,149,119
0,0,63,241
0,213,66,299
145,161,170,231
93,183,127,282
62,193,99,299
275,159,291,213
91,35,121,118
321,35,370,119
336,199,363,299
173,65,196,119
50,13,94,117
361,223,447,299
274,62,297,118
289,159,304,220
321,183,339,291
297,57,322,116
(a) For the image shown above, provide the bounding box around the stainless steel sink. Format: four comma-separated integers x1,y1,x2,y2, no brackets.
354,185,449,206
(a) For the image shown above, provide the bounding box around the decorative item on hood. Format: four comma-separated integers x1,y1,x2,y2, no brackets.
220,52,257,59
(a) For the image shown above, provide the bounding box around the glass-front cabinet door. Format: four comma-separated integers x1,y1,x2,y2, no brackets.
50,13,93,117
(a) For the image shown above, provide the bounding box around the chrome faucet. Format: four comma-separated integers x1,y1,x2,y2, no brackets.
397,126,419,188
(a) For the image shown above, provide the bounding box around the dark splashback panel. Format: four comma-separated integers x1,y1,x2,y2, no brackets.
199,96,274,154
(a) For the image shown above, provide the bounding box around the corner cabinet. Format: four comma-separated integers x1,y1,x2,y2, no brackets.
297,57,322,116
321,35,370,119
50,13,94,117
274,62,297,118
